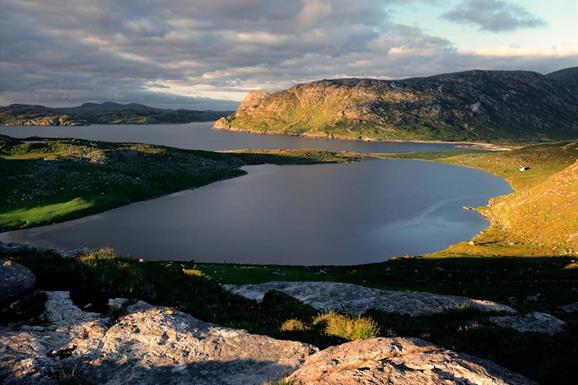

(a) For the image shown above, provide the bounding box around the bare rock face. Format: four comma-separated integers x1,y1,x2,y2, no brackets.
287,337,537,385
0,260,35,305
224,281,515,316
488,312,566,335
72,306,317,385
0,291,317,385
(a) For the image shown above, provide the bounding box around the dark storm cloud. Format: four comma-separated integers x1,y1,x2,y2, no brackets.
442,0,546,32
0,0,568,109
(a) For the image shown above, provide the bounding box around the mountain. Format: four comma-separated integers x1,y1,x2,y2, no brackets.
215,69,578,142
547,67,578,97
0,102,231,126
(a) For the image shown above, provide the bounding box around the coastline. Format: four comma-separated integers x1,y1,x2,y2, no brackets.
212,124,515,151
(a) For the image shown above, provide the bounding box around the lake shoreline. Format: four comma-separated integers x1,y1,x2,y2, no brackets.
212,125,514,151
1,156,511,265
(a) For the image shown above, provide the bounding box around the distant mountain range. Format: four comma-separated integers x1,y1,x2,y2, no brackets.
215,67,578,142
0,102,231,126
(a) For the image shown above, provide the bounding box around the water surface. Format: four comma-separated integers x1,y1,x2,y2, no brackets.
1,160,511,265
0,122,459,153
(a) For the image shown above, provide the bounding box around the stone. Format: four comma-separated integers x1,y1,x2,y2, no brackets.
0,331,60,385
224,281,515,316
0,260,35,305
0,291,317,385
488,312,565,335
559,302,578,313
72,307,317,385
287,337,536,385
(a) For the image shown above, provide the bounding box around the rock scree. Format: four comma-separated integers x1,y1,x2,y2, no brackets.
223,281,516,316
286,337,537,385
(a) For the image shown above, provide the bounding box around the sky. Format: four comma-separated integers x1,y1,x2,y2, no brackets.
0,0,576,110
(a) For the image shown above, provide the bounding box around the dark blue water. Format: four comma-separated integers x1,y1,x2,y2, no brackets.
1,159,511,265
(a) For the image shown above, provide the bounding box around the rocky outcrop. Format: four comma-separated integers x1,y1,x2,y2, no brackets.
0,290,541,385
223,281,515,316
0,260,35,305
215,69,578,142
0,291,316,385
286,337,537,385
488,312,566,335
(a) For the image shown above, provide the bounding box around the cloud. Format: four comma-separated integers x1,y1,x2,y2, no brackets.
0,0,570,109
442,0,546,32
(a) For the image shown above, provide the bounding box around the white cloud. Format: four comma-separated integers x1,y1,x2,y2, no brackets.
0,0,572,109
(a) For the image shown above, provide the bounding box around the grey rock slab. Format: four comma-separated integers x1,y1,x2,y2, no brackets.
224,281,515,316
488,312,566,335
72,306,317,385
0,330,60,385
287,337,537,385
559,302,578,313
1,291,317,385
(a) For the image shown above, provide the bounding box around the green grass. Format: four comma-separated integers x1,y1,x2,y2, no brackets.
0,135,361,231
0,197,95,229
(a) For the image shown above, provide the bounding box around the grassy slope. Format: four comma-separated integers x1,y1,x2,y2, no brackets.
376,141,578,257
0,135,360,231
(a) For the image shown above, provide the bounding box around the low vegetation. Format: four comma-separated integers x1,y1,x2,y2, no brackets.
2,247,577,384
0,135,360,230
312,312,380,341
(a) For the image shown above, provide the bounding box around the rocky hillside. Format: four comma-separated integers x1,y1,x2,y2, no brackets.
547,67,578,97
215,69,578,142
0,102,230,126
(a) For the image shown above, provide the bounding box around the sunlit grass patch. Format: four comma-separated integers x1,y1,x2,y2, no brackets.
0,197,95,229
182,268,207,278
313,311,380,341
280,319,310,332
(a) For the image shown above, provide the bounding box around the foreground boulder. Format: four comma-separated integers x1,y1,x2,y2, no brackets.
287,337,536,385
0,291,316,385
0,260,35,305
224,281,515,316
